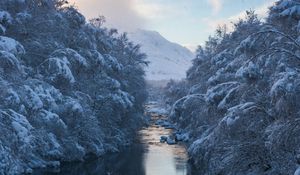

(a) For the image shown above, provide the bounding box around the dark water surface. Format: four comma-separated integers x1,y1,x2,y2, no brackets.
34,111,191,175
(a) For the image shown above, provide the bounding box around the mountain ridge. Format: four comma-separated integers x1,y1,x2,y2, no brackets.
128,29,194,81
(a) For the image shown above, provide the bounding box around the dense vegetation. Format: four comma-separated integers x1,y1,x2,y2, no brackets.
164,0,300,174
0,0,147,174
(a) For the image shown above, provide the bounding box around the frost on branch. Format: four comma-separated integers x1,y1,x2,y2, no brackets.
39,57,75,86
0,36,25,56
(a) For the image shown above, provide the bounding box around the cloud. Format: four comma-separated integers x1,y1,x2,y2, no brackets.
68,0,146,31
68,0,182,31
133,1,166,20
132,1,186,22
202,1,275,33
207,0,223,14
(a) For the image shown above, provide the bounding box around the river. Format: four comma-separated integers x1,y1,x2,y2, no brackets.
33,104,190,175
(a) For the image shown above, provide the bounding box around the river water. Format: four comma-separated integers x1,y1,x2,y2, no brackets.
34,105,190,175
140,111,188,175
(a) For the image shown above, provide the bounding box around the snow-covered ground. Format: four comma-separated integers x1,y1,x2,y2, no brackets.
147,106,168,115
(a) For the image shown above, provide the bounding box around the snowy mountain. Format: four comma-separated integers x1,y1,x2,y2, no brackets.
128,29,194,81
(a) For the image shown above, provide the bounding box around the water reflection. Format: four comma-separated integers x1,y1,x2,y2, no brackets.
34,115,189,175
140,125,188,175
33,142,146,175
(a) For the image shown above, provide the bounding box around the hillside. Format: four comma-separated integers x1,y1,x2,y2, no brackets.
128,29,194,81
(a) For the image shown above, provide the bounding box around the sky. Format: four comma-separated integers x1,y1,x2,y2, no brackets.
68,0,277,51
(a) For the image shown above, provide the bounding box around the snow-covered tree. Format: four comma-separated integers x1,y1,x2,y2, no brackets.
164,1,300,174
0,0,148,173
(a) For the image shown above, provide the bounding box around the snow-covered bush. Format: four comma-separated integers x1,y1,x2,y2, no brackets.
269,70,300,118
205,81,240,105
0,51,22,74
21,85,44,111
163,80,189,106
0,10,12,34
0,109,37,174
103,54,123,72
39,57,75,87
0,36,25,56
170,94,210,137
211,49,233,67
51,48,88,68
236,61,262,82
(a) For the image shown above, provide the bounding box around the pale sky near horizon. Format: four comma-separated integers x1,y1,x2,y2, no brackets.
69,0,277,51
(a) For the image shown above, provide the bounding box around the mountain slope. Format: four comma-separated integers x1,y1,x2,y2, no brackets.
128,29,194,81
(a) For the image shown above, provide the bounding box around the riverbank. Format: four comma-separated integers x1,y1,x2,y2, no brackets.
33,103,190,175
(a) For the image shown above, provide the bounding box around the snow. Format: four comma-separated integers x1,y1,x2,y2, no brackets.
71,102,83,113
11,122,30,143
271,1,300,18
39,110,67,129
220,102,256,127
0,51,22,72
188,132,213,156
128,29,194,80
171,94,204,116
9,110,33,144
235,61,260,81
51,48,88,67
211,49,233,66
0,2,148,174
103,54,123,72
280,5,300,17
217,86,239,110
270,71,297,98
0,11,12,24
0,145,21,175
75,143,85,155
5,88,21,105
16,12,31,19
205,81,239,105
48,133,60,149
110,90,134,109
162,1,300,174
175,133,189,142
47,57,75,83
273,1,294,11
155,119,175,129
207,68,233,85
147,107,168,115
166,137,176,145
295,167,300,175
34,84,62,109
0,24,6,34
227,102,256,113
109,78,121,90
91,50,105,66
0,36,25,56
65,99,84,114
23,85,43,110
235,36,256,55
224,115,240,126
